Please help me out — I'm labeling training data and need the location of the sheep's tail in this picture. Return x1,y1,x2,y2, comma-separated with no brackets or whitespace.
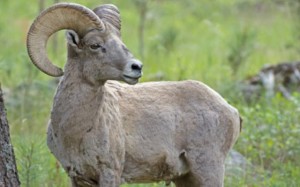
239,116,243,132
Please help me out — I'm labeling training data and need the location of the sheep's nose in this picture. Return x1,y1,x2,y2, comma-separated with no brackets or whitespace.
131,61,143,71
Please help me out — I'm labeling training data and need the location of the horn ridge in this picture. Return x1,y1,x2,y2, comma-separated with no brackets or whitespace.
93,4,121,34
27,3,105,77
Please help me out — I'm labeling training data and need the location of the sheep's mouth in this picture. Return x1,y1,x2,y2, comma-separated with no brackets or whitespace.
122,74,142,85
123,74,142,79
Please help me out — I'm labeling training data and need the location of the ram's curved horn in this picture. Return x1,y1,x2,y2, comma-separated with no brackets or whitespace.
93,4,121,36
27,3,105,77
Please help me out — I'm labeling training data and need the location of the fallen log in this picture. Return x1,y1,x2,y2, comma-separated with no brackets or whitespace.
241,61,300,101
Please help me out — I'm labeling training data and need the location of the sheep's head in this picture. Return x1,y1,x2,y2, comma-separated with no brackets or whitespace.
27,3,142,85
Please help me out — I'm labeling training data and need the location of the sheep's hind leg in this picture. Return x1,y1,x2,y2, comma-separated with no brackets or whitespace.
173,166,224,187
173,150,225,187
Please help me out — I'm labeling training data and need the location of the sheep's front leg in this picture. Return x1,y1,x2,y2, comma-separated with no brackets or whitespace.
98,165,120,187
96,118,125,187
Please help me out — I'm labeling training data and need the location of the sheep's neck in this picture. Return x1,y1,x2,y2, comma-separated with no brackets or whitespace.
50,70,120,149
52,79,98,127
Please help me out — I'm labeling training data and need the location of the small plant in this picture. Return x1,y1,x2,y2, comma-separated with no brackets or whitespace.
176,58,187,81
150,27,178,55
227,26,256,76
134,0,149,61
288,0,300,53
160,27,178,53
14,136,48,187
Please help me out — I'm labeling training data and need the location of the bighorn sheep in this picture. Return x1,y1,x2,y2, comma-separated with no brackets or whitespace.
26,3,241,187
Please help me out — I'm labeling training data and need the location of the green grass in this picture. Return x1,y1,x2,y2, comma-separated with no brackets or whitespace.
1,0,299,186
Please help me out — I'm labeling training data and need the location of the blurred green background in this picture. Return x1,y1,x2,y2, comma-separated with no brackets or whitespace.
0,0,300,186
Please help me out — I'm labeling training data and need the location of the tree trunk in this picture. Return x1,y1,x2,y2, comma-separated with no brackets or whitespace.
0,85,20,187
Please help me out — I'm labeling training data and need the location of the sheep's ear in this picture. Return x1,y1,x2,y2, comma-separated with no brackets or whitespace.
66,30,80,47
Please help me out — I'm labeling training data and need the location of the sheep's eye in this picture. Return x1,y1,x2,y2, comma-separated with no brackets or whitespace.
90,43,102,50
90,44,106,53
